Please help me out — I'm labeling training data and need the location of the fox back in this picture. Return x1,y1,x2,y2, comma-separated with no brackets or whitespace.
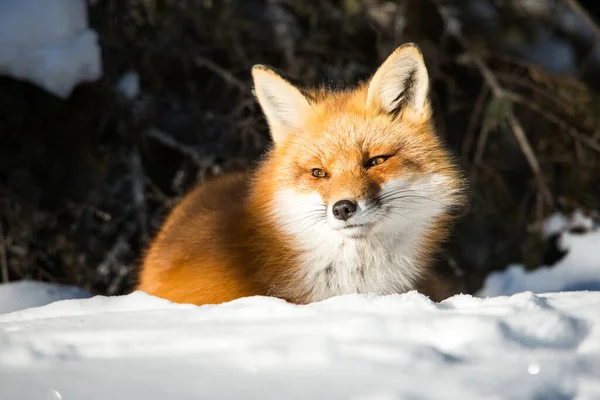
137,43,467,305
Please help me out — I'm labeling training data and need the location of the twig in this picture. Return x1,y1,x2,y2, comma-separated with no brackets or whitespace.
563,0,600,41
563,0,600,74
97,221,136,295
496,73,564,106
473,54,551,204
473,123,492,166
146,127,206,167
129,147,148,241
434,1,552,205
145,176,174,205
194,56,249,93
503,92,600,154
566,128,600,154
462,84,489,158
99,236,130,295
0,221,8,283
106,263,132,296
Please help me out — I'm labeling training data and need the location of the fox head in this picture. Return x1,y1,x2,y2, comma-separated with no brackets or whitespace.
251,44,465,245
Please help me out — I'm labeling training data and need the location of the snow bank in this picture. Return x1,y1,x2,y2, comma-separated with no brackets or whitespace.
0,0,102,98
479,211,600,297
0,290,599,399
0,280,91,315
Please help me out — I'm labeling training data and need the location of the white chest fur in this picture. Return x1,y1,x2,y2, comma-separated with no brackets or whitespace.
295,232,420,302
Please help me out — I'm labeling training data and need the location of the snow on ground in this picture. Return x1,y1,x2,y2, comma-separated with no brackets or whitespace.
478,210,600,297
0,211,599,399
0,280,91,315
0,0,102,98
1,290,600,399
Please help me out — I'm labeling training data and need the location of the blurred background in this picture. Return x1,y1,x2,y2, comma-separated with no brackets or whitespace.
1,0,600,298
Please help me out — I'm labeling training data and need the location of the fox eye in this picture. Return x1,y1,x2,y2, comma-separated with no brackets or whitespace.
366,156,389,168
311,168,327,178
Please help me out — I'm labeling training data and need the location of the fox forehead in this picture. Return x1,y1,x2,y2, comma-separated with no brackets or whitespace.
315,114,405,147
284,114,420,164
280,116,439,181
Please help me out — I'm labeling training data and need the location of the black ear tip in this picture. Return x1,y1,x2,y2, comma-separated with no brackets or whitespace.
395,42,424,57
251,64,271,77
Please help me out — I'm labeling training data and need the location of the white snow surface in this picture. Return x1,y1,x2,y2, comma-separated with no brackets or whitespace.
0,280,91,315
479,211,600,297
1,289,600,399
0,0,102,98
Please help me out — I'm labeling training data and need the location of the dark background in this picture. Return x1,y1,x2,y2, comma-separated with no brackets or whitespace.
1,0,600,297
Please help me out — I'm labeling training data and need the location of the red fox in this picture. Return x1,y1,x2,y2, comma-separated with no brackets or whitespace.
136,43,467,305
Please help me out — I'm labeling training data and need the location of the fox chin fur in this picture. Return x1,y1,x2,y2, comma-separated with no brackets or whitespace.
136,43,468,305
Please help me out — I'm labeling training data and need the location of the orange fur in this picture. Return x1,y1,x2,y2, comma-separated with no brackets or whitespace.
137,43,467,305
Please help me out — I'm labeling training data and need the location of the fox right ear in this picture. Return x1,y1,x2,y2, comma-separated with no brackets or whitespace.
366,43,431,119
251,65,313,145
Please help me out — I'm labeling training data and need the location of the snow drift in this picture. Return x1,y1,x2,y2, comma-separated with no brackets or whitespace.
479,210,600,297
1,290,600,399
0,0,102,98
0,280,91,315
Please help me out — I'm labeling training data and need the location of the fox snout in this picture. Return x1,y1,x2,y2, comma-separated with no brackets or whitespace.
326,193,377,229
332,200,357,221
325,196,378,238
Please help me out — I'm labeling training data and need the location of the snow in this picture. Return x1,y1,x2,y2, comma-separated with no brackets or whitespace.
478,211,600,297
0,0,102,98
0,289,599,399
116,71,140,100
0,210,599,399
0,280,91,315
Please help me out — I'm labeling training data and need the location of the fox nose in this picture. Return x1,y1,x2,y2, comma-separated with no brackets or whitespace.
332,200,357,221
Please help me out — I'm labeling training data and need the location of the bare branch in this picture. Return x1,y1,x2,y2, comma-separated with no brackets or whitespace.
194,56,249,93
462,84,489,158
563,0,600,42
146,127,207,168
504,92,600,154
474,123,492,166
129,147,148,240
97,221,136,296
434,0,552,205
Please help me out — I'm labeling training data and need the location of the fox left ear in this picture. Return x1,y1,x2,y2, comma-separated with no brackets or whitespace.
251,65,314,146
366,43,431,119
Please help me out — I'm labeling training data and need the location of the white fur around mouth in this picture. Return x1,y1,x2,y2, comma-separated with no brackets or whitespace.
341,223,371,229
339,226,371,239
336,223,373,238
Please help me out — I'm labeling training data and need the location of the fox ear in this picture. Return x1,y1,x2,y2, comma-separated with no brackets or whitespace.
366,43,431,119
251,65,313,145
